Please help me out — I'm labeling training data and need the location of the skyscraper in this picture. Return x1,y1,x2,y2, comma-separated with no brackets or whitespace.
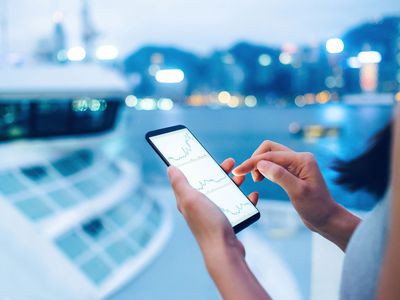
53,12,67,62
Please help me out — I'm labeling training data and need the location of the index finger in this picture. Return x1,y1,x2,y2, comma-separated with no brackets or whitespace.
233,151,299,176
251,140,293,157
250,140,294,181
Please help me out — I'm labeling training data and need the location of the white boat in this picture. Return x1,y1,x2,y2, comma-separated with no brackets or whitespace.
0,65,172,299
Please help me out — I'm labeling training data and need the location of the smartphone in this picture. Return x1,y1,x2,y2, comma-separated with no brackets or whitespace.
145,125,260,233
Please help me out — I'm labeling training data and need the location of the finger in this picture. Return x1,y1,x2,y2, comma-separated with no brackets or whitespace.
247,192,259,206
233,151,299,176
251,140,293,157
250,140,293,182
220,158,235,174
232,174,245,186
167,166,193,199
257,160,302,196
236,240,246,257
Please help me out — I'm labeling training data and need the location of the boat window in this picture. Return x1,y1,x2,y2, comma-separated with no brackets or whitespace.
98,162,121,184
33,102,70,135
0,171,27,195
105,239,138,265
82,218,116,241
129,226,152,248
48,189,78,208
52,150,94,177
56,231,90,260
80,256,112,285
147,202,163,229
21,166,53,184
74,177,103,198
0,103,30,140
106,200,137,227
14,196,53,221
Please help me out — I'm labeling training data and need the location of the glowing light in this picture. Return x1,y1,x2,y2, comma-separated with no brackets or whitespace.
227,96,240,108
325,76,336,89
324,105,345,122
294,96,306,107
316,91,331,104
73,98,106,112
72,98,89,112
304,93,315,104
360,63,378,92
155,69,185,83
125,95,138,107
288,122,301,134
244,95,257,107
395,92,400,102
188,95,204,106
56,50,68,62
281,43,298,54
218,91,231,104
138,98,157,110
157,98,174,110
151,53,164,64
148,64,160,76
305,125,324,139
258,54,272,66
89,99,101,111
96,45,119,61
67,46,86,62
347,57,361,69
326,38,344,54
357,51,382,64
279,53,292,65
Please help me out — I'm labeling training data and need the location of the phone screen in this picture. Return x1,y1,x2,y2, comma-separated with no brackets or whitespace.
147,126,259,229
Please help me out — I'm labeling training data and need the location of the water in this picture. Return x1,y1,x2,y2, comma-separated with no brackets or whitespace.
122,104,392,210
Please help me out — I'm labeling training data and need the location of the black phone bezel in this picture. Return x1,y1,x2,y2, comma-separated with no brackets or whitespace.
145,124,260,233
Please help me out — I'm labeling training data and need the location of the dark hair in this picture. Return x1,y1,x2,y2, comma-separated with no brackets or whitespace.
333,121,392,199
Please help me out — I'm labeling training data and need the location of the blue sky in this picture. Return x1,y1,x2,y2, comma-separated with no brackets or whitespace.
3,0,400,57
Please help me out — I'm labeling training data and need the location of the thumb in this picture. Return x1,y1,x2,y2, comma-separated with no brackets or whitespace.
257,160,301,196
167,166,193,198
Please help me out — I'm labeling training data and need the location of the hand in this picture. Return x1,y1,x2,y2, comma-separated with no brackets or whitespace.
233,140,344,234
167,162,238,259
168,159,271,300
167,158,258,256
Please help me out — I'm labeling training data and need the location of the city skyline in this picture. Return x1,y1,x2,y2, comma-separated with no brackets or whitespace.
2,0,400,58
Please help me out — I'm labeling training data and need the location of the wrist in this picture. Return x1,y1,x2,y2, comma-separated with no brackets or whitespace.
316,203,361,251
202,236,245,275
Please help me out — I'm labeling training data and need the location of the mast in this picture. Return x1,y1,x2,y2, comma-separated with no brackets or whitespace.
81,0,98,61
0,0,9,65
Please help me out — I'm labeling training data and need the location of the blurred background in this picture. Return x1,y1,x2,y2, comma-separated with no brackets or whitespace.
0,0,399,299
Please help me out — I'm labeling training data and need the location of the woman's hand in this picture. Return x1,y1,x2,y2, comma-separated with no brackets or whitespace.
167,159,270,300
167,158,257,257
167,164,242,257
233,140,360,251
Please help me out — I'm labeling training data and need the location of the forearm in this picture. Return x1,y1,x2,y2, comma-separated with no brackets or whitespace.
202,242,271,300
316,203,361,251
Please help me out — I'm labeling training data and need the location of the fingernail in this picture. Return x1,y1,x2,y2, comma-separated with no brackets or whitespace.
251,172,256,181
257,161,269,170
